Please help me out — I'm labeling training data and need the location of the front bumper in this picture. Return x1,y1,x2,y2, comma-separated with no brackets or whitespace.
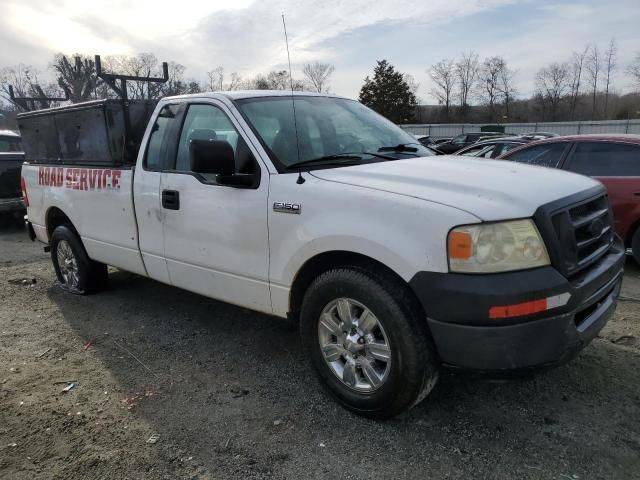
0,197,25,213
409,237,625,371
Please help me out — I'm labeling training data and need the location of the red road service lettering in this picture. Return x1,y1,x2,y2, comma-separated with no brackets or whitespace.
38,167,122,191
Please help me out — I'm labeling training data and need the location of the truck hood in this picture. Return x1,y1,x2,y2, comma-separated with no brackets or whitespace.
310,156,601,221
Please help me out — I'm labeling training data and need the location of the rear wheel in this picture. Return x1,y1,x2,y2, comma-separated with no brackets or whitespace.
632,228,640,265
300,268,439,419
51,225,108,294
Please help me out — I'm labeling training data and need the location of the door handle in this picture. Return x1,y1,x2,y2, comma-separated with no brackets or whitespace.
162,190,180,210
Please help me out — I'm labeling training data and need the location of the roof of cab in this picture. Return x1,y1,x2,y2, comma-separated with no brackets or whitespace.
0,129,20,138
164,90,352,102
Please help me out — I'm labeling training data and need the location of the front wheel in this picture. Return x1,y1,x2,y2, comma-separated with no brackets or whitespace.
300,268,439,419
51,225,108,294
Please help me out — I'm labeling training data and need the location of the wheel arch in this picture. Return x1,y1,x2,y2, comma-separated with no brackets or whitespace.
45,206,77,241
625,218,640,248
288,250,426,322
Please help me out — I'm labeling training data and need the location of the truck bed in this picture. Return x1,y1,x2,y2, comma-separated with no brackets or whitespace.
21,162,146,275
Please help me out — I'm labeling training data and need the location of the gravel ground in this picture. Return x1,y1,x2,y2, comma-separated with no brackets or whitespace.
1,216,639,480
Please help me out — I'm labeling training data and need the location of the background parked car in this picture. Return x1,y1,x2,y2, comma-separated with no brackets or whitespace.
414,134,435,147
499,134,640,262
0,130,25,219
453,137,531,158
518,132,560,140
435,132,507,154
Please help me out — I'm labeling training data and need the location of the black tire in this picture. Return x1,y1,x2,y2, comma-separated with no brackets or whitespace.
50,225,108,295
632,228,640,266
300,267,439,419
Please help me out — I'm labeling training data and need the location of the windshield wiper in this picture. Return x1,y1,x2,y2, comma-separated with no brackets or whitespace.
285,152,395,170
378,143,420,153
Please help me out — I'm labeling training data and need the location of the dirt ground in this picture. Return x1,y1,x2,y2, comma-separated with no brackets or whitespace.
1,215,639,480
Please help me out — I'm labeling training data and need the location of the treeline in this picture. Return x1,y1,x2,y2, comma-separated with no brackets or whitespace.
2,43,640,129
0,53,335,113
424,39,640,123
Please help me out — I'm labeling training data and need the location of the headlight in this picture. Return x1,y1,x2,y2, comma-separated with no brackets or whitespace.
448,219,550,273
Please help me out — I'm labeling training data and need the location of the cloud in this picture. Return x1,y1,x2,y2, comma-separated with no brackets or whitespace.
0,0,638,100
183,0,516,74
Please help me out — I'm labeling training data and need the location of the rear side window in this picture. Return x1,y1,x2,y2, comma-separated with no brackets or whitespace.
461,144,495,158
144,104,179,171
0,137,22,152
566,142,640,177
504,143,567,168
494,142,521,157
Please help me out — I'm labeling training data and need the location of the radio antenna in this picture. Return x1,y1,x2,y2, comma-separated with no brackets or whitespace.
282,14,305,184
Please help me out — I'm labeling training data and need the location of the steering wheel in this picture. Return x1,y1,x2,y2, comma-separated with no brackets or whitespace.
341,139,366,154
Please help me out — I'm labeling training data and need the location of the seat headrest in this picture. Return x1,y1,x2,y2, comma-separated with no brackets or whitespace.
189,129,217,142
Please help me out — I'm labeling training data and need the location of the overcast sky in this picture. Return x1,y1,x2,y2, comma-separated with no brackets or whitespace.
1,0,639,102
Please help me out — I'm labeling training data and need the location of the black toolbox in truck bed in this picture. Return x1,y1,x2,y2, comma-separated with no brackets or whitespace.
17,99,157,166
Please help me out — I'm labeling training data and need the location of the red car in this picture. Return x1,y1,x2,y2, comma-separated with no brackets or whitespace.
499,134,640,261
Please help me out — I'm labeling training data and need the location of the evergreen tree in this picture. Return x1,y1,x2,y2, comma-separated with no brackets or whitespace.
359,60,416,123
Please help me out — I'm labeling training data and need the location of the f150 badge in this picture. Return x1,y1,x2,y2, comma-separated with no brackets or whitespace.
273,202,301,214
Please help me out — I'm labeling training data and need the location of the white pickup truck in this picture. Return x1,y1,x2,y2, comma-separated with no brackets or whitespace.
19,91,624,418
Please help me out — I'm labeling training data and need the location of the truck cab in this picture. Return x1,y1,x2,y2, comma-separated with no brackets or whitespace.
20,92,625,418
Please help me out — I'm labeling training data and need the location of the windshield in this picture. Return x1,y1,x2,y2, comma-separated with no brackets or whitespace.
235,96,433,169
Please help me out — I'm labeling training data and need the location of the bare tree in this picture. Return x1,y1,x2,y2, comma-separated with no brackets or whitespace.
205,67,243,91
604,38,617,116
227,72,243,90
569,46,589,116
206,66,224,91
586,45,602,119
455,51,480,118
1,63,67,110
52,54,99,103
479,56,506,121
497,62,516,119
161,62,188,96
267,70,290,90
628,52,640,90
0,64,38,108
252,70,304,91
403,74,420,103
428,59,456,120
251,74,270,90
112,53,164,100
186,80,202,94
301,61,335,93
535,62,571,120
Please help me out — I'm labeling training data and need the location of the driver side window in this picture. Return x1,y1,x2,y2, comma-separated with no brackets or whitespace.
173,104,256,174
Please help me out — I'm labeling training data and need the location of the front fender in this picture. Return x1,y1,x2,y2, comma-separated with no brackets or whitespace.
267,173,479,317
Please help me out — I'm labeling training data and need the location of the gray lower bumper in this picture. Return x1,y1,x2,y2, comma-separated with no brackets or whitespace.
0,197,25,213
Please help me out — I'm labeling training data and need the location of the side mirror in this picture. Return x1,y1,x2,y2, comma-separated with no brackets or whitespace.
190,139,235,175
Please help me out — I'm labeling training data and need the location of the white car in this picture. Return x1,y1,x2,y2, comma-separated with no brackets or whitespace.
20,91,624,418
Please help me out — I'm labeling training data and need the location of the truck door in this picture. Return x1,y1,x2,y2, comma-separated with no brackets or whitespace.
133,103,181,284
159,101,271,313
